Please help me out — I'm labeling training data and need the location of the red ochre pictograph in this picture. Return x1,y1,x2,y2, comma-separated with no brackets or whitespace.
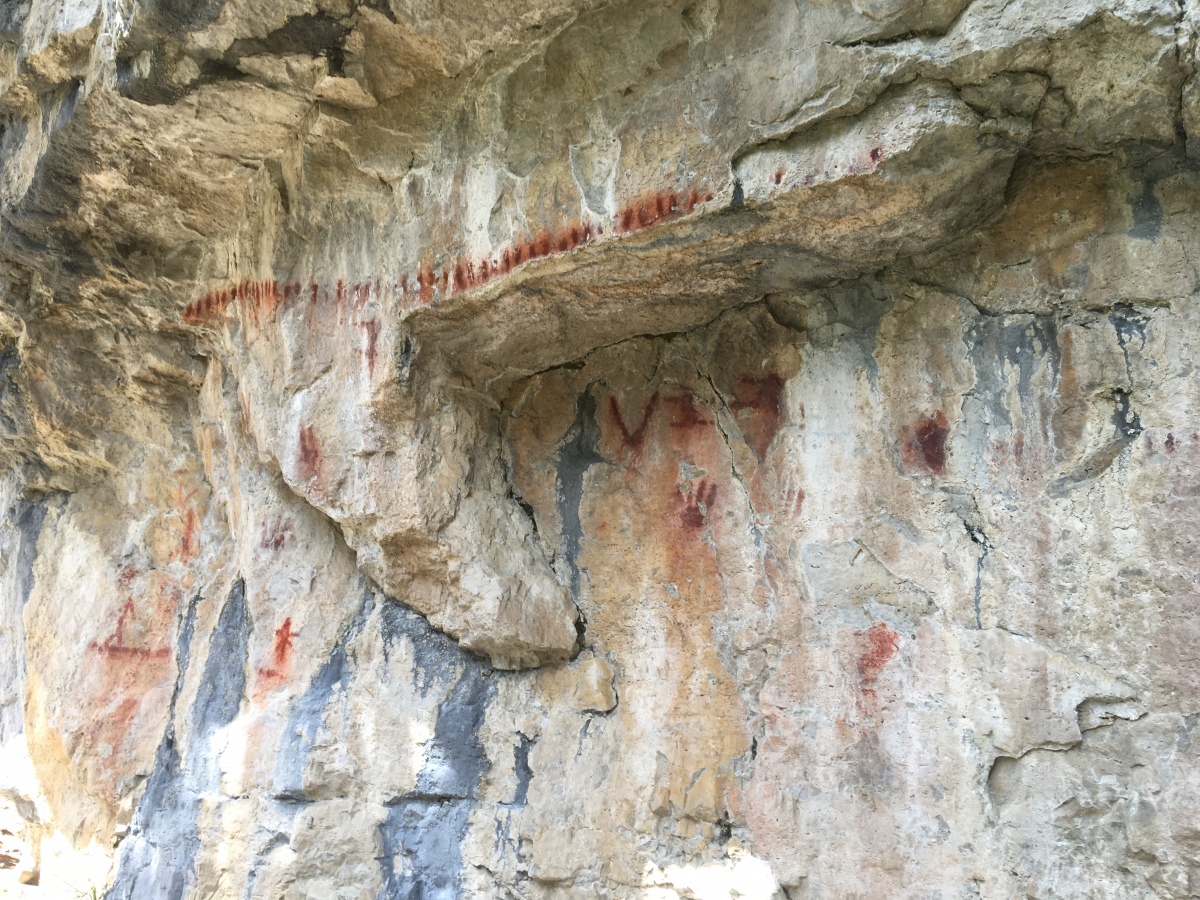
88,567,171,661
255,617,298,696
180,184,716,325
853,621,901,710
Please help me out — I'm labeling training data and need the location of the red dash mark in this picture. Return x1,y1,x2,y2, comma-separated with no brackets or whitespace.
361,319,380,378
418,267,435,305
609,392,660,455
178,508,199,562
298,424,321,481
731,374,785,461
1165,432,1178,452
904,411,949,474
174,485,201,563
238,389,252,432
854,621,900,701
773,169,784,186
678,480,718,530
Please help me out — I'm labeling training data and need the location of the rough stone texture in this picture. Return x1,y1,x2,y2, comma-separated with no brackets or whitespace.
1,0,1199,897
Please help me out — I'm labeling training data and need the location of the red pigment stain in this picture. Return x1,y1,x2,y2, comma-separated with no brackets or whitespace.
731,374,785,461
610,392,661,455
259,517,291,551
1165,432,1178,452
773,169,784,186
785,487,805,516
678,479,718,530
354,282,371,311
854,621,900,701
667,393,714,431
905,411,949,474
870,147,884,164
298,424,321,481
238,390,253,432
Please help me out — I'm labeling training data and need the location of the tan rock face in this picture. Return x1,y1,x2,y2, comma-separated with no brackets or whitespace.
1,0,1200,897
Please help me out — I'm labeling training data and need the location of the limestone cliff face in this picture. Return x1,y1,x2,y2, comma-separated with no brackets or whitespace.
1,0,1199,896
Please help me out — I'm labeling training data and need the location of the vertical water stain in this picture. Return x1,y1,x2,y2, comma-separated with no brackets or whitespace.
556,391,604,600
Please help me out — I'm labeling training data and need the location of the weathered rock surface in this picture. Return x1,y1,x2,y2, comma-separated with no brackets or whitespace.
1,0,1199,896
